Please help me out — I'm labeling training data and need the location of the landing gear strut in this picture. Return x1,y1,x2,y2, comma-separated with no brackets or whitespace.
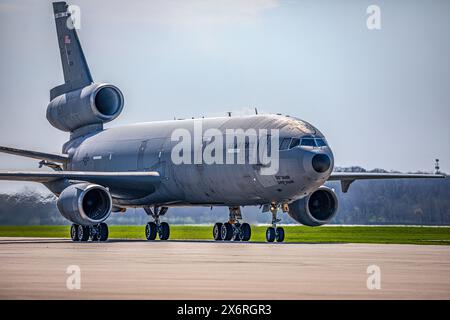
144,206,170,240
213,206,251,241
265,203,285,243
70,223,109,242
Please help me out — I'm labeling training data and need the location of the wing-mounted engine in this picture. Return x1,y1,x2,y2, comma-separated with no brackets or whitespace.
47,83,124,132
288,186,338,226
57,182,112,225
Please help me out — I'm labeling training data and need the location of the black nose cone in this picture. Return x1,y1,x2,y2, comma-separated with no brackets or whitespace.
312,154,331,173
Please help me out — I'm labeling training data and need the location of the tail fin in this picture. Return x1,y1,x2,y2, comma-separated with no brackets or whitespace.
50,1,93,100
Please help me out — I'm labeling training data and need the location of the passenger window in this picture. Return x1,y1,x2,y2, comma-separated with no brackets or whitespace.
300,138,316,147
279,138,291,150
289,138,300,149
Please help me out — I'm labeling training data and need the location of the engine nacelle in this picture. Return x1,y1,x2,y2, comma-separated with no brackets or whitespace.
57,183,112,226
47,83,124,132
288,186,338,226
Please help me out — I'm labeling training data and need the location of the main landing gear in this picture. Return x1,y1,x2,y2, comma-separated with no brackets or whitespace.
144,206,170,241
265,203,286,243
70,223,109,242
213,206,251,241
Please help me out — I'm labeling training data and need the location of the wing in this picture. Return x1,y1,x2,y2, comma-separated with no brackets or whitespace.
328,172,446,193
0,171,161,198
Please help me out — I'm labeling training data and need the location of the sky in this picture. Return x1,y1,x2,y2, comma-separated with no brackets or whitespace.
0,0,449,193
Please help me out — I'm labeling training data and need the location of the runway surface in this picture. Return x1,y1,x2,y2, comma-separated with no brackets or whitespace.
0,237,449,299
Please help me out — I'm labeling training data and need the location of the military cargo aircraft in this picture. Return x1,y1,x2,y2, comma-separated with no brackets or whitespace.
0,2,445,242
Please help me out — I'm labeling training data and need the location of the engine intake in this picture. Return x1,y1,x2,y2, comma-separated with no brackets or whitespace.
47,83,124,132
57,183,112,225
288,186,338,226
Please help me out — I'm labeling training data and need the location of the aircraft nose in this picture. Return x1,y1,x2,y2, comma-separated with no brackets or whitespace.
311,154,331,173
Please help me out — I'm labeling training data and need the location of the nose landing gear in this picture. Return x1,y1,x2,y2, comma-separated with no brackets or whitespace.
213,206,251,241
265,203,286,243
144,206,170,241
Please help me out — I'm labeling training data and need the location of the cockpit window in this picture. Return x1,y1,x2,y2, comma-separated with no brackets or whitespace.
289,138,300,149
279,138,291,150
315,138,327,147
279,137,325,149
300,138,316,147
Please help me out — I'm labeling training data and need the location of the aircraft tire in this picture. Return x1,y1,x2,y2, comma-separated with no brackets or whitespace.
145,222,157,240
213,222,223,240
70,224,79,241
99,223,109,241
275,227,285,242
159,222,170,240
240,223,251,241
221,222,233,241
266,227,276,242
78,225,90,242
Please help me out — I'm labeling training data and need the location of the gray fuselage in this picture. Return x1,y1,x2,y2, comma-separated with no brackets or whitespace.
64,114,334,207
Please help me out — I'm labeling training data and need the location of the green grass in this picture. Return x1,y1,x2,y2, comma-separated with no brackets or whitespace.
0,225,449,245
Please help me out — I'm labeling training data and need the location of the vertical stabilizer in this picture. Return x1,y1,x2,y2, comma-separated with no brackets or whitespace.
50,1,93,100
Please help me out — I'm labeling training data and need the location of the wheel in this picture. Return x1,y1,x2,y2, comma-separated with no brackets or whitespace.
213,222,223,240
221,222,233,241
98,223,109,241
70,224,79,241
145,222,157,240
91,226,100,241
275,227,285,242
266,227,276,242
78,225,90,242
91,224,101,241
158,222,170,240
240,223,251,241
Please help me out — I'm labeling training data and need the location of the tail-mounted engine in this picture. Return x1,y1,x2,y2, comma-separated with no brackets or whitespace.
46,83,124,132
288,186,338,226
57,183,112,226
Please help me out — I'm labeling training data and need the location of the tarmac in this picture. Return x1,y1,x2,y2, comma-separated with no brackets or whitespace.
0,237,449,299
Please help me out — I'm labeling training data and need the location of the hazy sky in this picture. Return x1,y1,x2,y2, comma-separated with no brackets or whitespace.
0,0,449,193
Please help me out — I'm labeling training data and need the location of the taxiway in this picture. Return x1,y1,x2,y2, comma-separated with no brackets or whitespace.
0,238,449,299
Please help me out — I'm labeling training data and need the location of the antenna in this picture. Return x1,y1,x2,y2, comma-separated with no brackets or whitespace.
227,112,232,117
255,107,258,115
435,159,440,174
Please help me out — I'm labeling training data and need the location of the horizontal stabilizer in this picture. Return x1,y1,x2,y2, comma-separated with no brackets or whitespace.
0,146,68,163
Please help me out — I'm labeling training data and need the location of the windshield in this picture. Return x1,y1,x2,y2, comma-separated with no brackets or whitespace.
299,137,328,148
300,138,316,147
315,138,327,147
279,137,327,149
